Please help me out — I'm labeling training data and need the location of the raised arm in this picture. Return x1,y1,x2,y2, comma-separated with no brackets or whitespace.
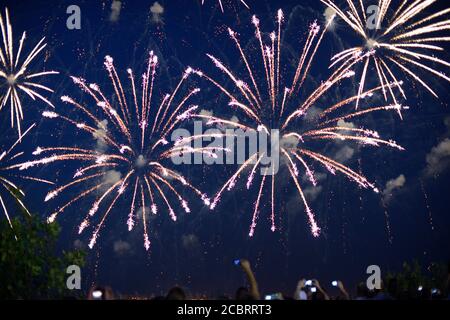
240,259,261,300
337,281,350,300
312,279,330,300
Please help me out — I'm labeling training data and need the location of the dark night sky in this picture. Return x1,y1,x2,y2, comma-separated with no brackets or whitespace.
1,0,449,298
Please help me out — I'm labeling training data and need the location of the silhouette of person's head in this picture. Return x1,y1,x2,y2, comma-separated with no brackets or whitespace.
166,286,186,300
387,278,398,297
235,287,253,300
356,282,369,298
310,290,326,300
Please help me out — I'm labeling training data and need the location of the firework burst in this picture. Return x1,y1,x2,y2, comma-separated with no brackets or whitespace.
201,0,250,13
322,0,450,112
0,8,58,138
17,52,211,250
192,9,405,237
1,124,53,234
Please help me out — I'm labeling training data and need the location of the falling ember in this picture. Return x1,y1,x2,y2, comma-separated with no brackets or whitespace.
0,124,54,234
322,0,450,111
381,201,394,244
194,9,404,237
420,179,435,232
17,52,210,250
0,8,59,138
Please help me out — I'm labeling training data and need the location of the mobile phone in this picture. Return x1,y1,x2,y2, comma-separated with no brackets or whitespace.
305,280,312,286
233,259,240,266
310,287,317,293
417,286,423,291
265,293,283,300
332,281,338,287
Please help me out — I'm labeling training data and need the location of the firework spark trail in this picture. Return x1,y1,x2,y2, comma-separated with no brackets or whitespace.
381,199,394,244
420,178,435,231
209,154,259,210
194,9,403,237
201,0,249,13
322,0,450,107
288,165,320,237
0,8,58,138
0,124,54,234
320,104,409,126
282,50,375,129
162,145,231,160
318,83,402,117
270,166,275,232
18,52,211,250
174,133,237,147
248,169,267,237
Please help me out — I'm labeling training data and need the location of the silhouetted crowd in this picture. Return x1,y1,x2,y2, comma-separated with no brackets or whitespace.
87,259,450,300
